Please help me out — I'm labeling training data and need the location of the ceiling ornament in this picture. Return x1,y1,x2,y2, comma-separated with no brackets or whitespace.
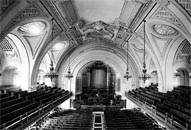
153,24,178,36
79,20,117,40
152,6,188,35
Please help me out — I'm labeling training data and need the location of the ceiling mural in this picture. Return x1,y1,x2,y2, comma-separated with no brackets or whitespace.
40,0,154,46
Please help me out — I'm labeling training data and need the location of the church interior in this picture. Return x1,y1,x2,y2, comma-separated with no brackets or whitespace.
0,0,191,130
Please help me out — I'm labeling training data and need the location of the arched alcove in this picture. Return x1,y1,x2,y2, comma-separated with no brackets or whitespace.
174,68,189,86
75,61,116,93
2,67,20,87
58,43,138,98
150,70,158,84
6,34,30,90
172,39,191,87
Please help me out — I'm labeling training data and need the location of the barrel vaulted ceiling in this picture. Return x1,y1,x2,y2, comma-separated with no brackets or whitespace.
0,0,191,89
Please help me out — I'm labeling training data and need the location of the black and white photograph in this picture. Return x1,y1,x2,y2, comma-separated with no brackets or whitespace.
0,0,191,130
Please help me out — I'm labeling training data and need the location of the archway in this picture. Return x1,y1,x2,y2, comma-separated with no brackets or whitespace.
150,71,158,84
175,68,189,86
75,61,116,93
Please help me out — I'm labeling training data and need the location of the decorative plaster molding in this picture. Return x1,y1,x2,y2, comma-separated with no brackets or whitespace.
0,0,16,15
10,2,46,28
151,5,186,30
175,0,191,16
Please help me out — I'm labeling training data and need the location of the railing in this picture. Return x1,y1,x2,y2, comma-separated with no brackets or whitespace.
1,92,71,130
125,92,189,130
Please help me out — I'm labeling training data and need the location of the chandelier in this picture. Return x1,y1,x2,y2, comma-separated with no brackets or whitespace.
124,40,132,80
44,19,59,82
64,38,73,108
139,20,151,83
65,39,73,79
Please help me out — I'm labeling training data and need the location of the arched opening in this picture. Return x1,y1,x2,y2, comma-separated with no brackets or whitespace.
1,67,21,89
73,60,125,110
59,43,140,98
150,71,158,84
75,61,116,93
0,35,28,90
6,34,30,90
174,68,189,86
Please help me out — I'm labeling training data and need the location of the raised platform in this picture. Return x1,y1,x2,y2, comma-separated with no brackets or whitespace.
80,105,124,111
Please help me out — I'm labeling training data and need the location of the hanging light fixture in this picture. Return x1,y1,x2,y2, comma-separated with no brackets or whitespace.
139,20,151,83
64,38,73,109
65,39,73,79
124,40,132,80
44,18,59,82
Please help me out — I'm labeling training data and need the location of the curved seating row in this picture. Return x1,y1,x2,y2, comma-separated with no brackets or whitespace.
40,110,93,130
126,85,191,130
0,87,71,129
105,109,163,130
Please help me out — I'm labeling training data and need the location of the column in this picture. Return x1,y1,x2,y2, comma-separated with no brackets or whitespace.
82,73,87,88
106,67,111,89
116,77,121,92
111,74,116,90
76,77,82,93
189,73,191,86
86,68,91,88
